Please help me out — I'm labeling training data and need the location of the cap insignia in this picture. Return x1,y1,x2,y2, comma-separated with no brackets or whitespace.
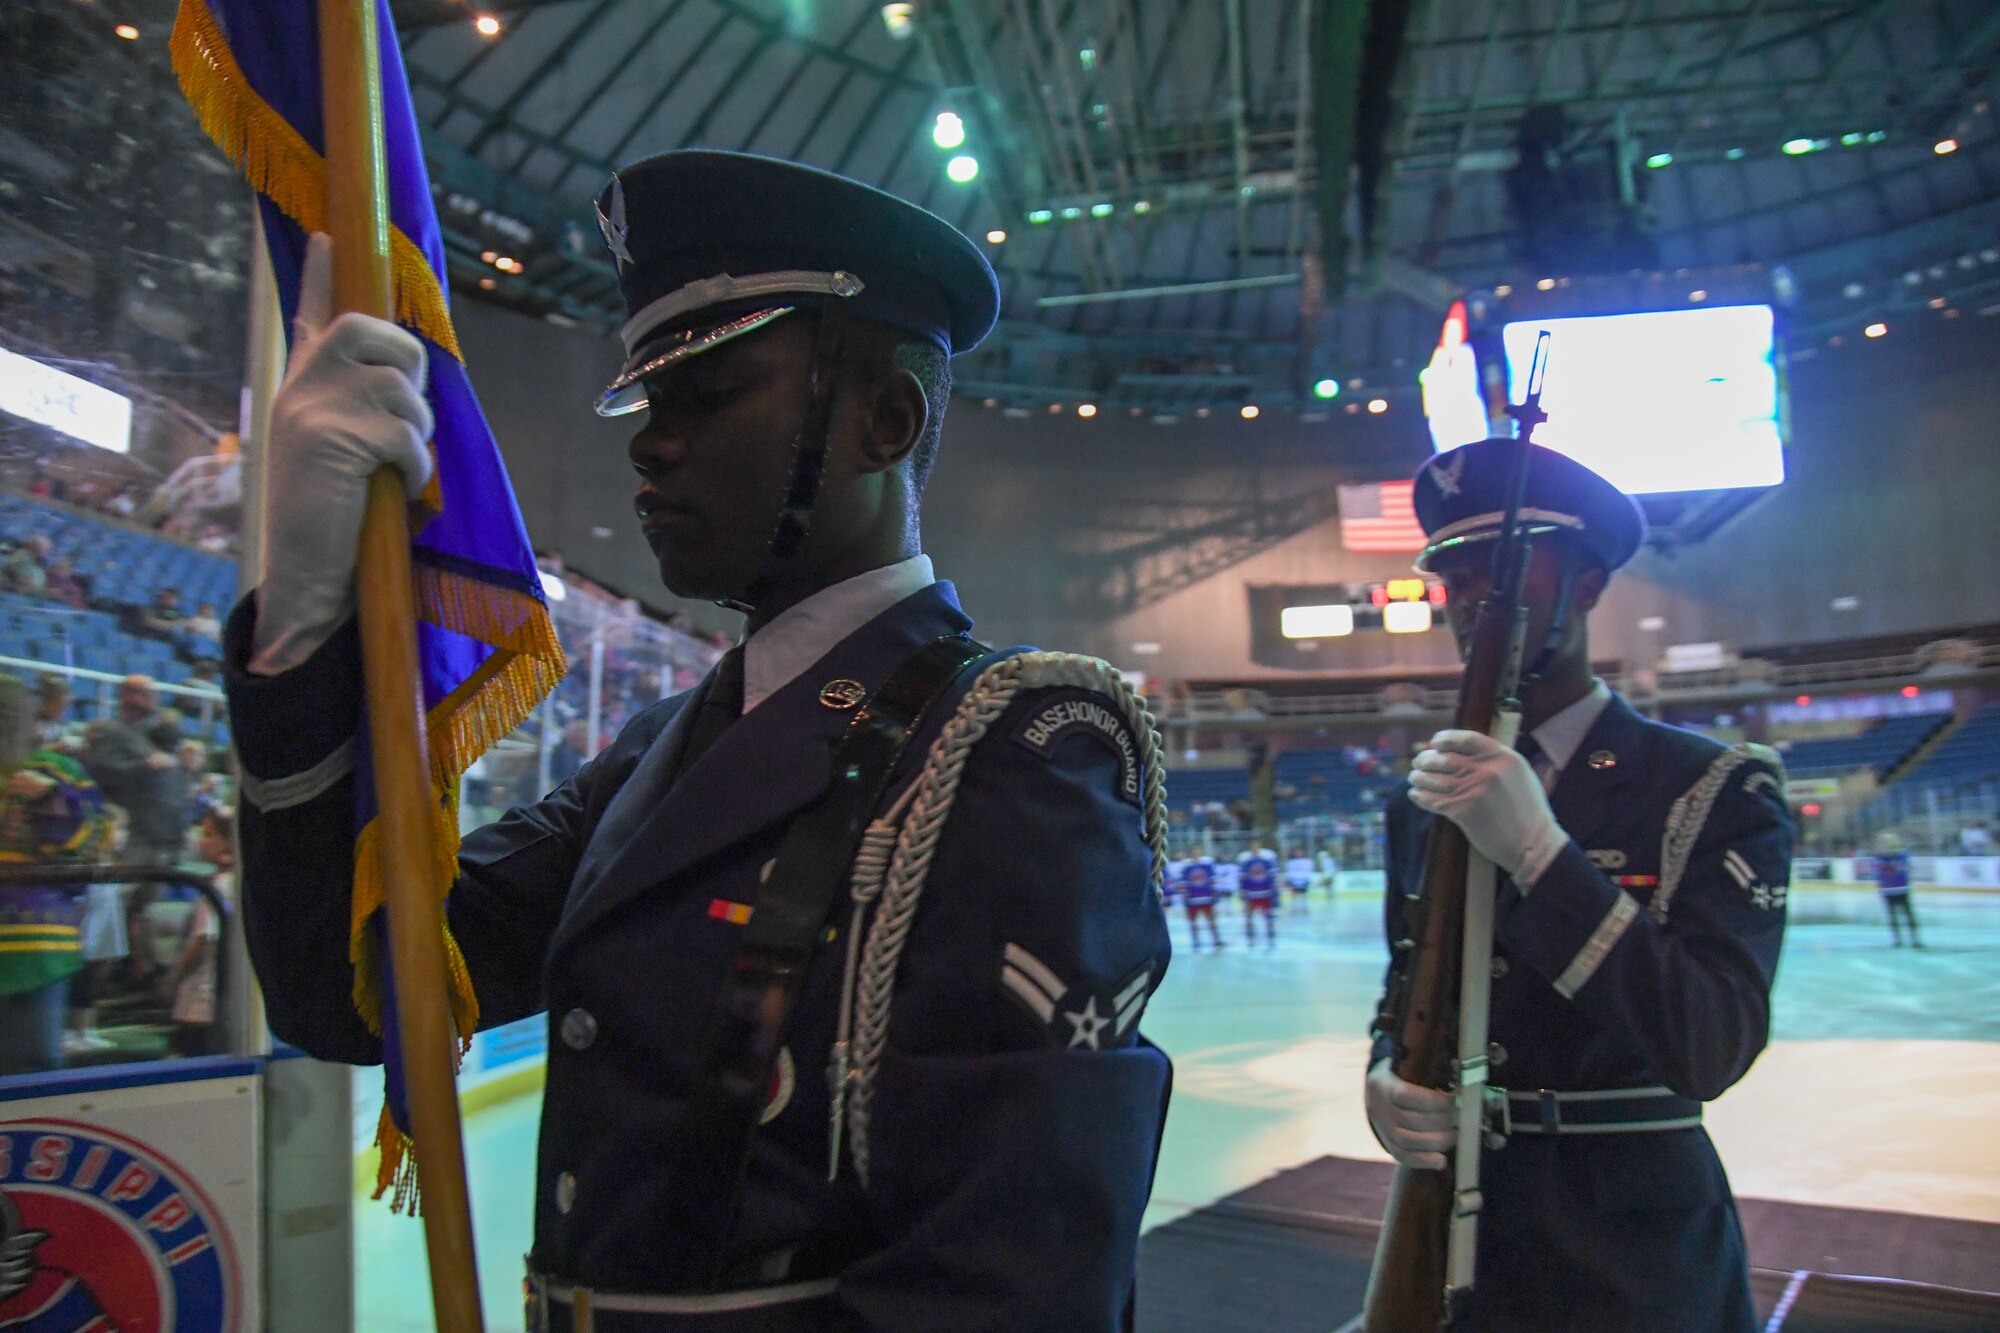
819,679,866,710
1428,451,1467,499
596,174,633,269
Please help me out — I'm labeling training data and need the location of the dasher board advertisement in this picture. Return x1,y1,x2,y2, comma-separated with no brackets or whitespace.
0,1061,261,1332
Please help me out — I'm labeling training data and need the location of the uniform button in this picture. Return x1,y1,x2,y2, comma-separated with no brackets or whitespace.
555,1171,577,1215
1491,956,1509,980
560,1007,597,1051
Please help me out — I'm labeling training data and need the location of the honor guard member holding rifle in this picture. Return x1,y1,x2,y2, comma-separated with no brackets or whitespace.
226,151,1173,1331
1364,441,1792,1331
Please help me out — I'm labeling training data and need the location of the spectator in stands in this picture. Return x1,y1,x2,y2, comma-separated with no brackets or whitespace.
1874,832,1920,947
2,535,49,596
103,485,138,520
82,676,186,986
40,555,87,610
185,601,222,639
33,677,75,752
140,588,185,637
162,807,232,1058
0,675,112,1074
1961,822,1994,856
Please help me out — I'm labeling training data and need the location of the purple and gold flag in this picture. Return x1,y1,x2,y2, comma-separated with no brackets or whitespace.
171,0,566,1207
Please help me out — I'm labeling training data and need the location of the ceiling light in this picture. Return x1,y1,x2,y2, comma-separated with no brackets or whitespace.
932,112,965,150
1536,277,1556,290
539,571,567,602
114,23,139,39
1078,47,1097,69
1027,209,1053,224
1132,200,1151,214
478,276,496,290
1841,132,1864,146
946,155,979,183
1689,289,1707,301
1645,152,1673,168
1934,138,1958,154
881,4,916,40
1930,296,1947,308
1493,283,1512,296
1077,403,1097,418
1725,147,1746,159
1367,398,1389,414
1195,407,1211,418
1864,322,1887,338
1781,137,1817,155
480,250,497,264
1090,202,1114,217
1060,206,1082,220
1239,404,1259,420
986,229,1006,244
1312,378,1339,399
474,13,501,36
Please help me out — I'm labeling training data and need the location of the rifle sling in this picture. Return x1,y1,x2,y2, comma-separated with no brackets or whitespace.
665,632,989,1289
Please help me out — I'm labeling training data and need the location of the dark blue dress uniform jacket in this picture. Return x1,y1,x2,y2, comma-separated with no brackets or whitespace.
225,582,1173,1330
1373,694,1791,1333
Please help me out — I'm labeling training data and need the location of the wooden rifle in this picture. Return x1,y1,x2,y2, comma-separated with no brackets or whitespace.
1360,332,1552,1330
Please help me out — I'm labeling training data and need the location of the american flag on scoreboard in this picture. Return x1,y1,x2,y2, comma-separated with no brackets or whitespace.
1338,480,1427,552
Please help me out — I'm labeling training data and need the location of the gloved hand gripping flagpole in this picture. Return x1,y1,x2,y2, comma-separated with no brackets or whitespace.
317,2,483,1329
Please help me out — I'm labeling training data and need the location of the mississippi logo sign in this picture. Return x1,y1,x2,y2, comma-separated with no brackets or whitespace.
0,1119,239,1332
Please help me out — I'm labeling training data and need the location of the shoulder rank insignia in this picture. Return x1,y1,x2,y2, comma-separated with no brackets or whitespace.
1724,849,1787,911
1011,691,1142,806
999,944,1153,1050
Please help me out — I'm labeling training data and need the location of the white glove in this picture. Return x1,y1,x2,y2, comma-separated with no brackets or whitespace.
1365,1059,1453,1171
249,232,435,676
1407,729,1568,888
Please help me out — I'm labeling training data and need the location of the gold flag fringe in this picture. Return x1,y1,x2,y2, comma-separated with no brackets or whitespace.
172,0,572,1214
169,0,464,365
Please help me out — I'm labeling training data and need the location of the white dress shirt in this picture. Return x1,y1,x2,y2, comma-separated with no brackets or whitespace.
1524,677,1613,790
738,554,936,715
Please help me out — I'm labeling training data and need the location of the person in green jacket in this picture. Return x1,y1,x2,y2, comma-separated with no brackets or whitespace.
0,675,113,1074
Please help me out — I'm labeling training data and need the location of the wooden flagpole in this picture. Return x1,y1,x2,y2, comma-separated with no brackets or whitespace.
316,1,484,1329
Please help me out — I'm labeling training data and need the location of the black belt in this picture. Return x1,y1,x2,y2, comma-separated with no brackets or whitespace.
1500,1085,1703,1135
658,634,991,1290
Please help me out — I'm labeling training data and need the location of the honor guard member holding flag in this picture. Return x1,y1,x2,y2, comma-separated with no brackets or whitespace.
227,151,1173,1330
1363,441,1792,1331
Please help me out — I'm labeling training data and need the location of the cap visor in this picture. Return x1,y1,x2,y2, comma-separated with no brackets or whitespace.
595,306,796,416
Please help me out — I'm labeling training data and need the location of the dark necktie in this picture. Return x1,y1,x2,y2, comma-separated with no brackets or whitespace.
673,646,744,783
1517,734,1555,793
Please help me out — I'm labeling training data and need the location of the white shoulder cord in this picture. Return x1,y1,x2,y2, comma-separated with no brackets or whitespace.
824,652,1168,1186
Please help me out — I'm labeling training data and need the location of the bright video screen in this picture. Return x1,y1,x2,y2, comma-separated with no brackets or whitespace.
1495,305,1785,495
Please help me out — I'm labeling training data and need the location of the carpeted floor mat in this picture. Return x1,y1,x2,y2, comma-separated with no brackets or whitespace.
1135,1156,2000,1331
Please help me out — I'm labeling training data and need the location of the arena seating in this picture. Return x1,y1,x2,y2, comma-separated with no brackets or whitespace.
0,495,233,742
1164,767,1251,814
1896,704,2000,788
1779,711,1952,778
1273,748,1398,818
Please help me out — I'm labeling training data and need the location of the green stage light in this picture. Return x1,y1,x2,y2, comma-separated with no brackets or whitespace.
1313,378,1339,400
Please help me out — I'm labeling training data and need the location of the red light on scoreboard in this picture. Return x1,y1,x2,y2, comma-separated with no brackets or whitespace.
1801,803,1822,816
1795,695,1812,706
1900,685,1920,698
1369,586,1390,607
1427,583,1448,606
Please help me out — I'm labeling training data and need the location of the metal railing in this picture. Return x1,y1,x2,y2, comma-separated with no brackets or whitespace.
1153,642,2000,726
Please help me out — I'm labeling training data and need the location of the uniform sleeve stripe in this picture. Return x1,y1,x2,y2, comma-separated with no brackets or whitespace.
1115,993,1147,1038
1002,942,1067,1004
1553,892,1641,1000
1723,849,1754,888
1000,965,1056,1023
238,738,358,812
1115,967,1152,1011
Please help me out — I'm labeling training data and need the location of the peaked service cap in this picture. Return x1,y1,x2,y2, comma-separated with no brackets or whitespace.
592,150,1001,416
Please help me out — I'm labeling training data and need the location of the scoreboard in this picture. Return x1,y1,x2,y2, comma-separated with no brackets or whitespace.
1272,578,1448,639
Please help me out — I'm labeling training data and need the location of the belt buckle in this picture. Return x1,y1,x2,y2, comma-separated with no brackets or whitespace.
1538,1089,1560,1133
